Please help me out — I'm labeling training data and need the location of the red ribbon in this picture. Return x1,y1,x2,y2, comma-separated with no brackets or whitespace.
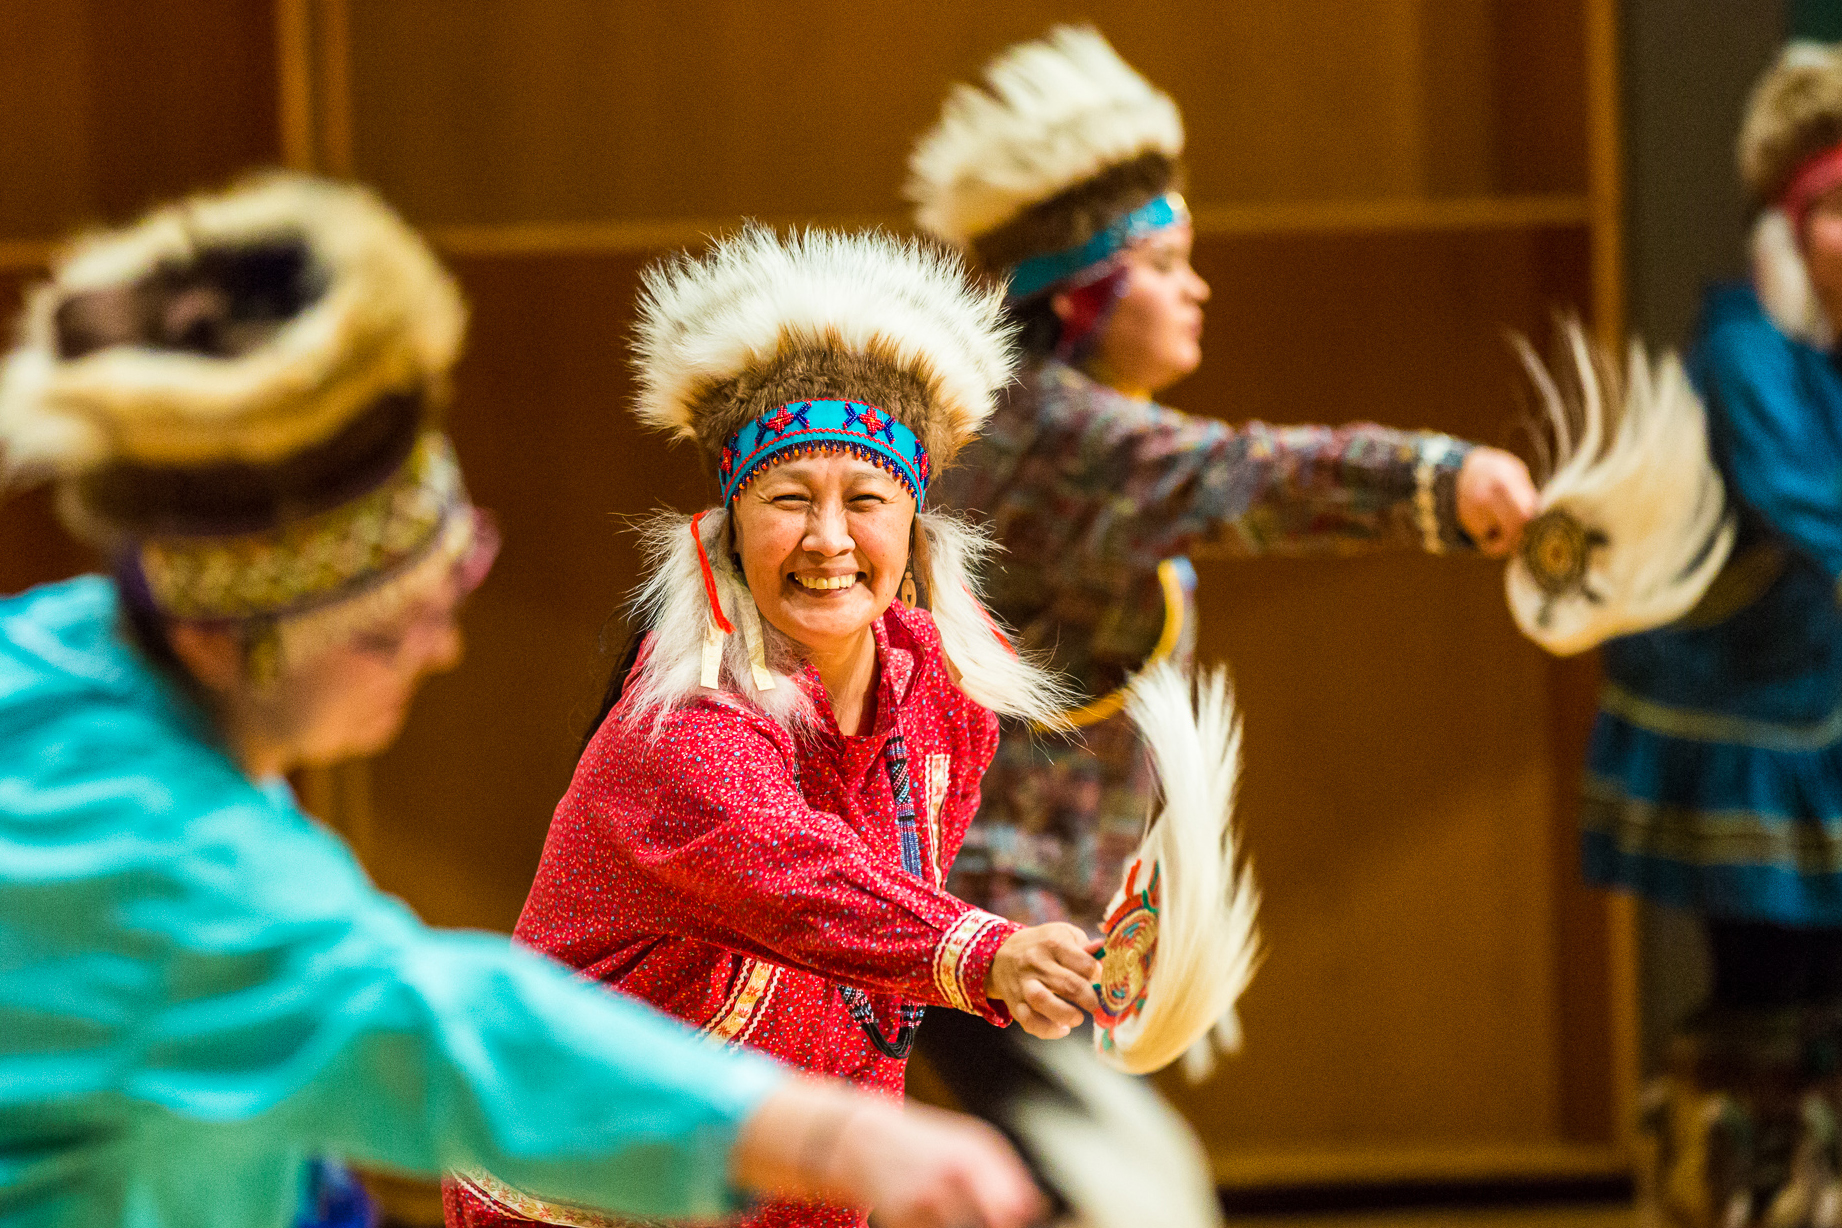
965,582,1016,655
690,511,735,634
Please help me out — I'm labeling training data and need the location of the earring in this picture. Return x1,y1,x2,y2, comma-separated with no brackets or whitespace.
899,565,918,608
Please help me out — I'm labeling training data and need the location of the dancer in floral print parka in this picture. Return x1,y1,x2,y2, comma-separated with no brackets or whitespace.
900,24,1542,1226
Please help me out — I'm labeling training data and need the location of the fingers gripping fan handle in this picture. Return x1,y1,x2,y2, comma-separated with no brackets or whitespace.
1505,324,1736,656
1094,662,1261,1077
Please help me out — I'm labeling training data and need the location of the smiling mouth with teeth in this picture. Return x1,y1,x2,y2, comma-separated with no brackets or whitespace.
794,574,859,591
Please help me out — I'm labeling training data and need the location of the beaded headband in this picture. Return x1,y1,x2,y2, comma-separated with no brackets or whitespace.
718,399,930,507
1781,138,1842,234
126,431,473,622
1007,191,1189,302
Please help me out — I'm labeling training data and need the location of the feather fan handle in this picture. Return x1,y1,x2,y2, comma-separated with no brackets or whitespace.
1092,661,1260,1077
1005,1034,1224,1228
1505,322,1737,656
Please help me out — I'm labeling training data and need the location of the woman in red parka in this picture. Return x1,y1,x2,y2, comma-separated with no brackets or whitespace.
447,227,1101,1228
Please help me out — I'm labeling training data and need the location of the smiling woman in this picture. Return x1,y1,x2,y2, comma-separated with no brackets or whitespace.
733,454,914,734
444,227,1095,1228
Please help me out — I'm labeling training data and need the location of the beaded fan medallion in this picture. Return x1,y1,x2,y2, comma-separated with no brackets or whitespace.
1094,858,1161,1051
1517,506,1606,628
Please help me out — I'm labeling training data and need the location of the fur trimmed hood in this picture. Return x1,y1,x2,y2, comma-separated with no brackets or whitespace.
0,172,464,479
907,26,1185,258
1751,207,1836,346
630,226,1014,471
620,508,1070,737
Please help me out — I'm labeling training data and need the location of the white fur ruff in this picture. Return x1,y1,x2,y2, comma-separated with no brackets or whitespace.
1505,325,1737,656
1095,662,1260,1079
0,172,464,477
631,226,1013,457
907,26,1185,247
920,511,1073,729
1751,208,1836,347
620,509,1068,737
1006,1034,1224,1228
623,508,816,737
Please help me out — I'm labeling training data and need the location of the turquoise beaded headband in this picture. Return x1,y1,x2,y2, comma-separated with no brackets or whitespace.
1006,192,1189,302
718,400,929,507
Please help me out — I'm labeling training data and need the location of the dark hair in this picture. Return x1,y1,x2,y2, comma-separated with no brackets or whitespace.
1009,297,1063,358
579,616,648,755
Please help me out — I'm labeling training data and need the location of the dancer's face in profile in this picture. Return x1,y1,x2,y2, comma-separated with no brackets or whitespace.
1805,189,1842,324
170,572,467,774
732,453,915,663
1064,223,1210,397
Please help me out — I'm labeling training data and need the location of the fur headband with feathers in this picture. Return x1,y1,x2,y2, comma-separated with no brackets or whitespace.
0,172,464,479
631,226,1014,471
1751,206,1836,346
1739,41,1842,209
907,26,1185,252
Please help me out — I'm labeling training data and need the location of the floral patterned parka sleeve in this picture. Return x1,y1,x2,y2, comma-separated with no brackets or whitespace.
931,358,1476,931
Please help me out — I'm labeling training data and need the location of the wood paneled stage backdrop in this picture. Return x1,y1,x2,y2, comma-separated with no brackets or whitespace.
0,0,1631,1199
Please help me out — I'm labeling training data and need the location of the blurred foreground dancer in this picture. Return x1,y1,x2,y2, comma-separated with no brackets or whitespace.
0,177,1045,1228
445,227,1091,1228
901,25,1540,1224
1575,44,1842,1228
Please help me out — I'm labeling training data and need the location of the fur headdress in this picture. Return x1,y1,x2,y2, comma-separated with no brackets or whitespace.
1739,43,1842,345
633,226,1012,469
0,172,465,476
907,26,1187,277
1505,324,1735,656
623,226,1069,731
1739,42,1842,211
0,173,488,666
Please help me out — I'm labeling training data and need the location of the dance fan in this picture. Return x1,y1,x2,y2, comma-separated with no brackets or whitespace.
967,663,1252,1228
1086,662,1260,1080
1505,322,1737,656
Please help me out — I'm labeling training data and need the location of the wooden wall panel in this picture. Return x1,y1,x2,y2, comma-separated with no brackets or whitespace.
1165,227,1594,1150
0,4,280,602
362,252,708,929
0,0,277,240
343,0,1587,228
0,8,96,239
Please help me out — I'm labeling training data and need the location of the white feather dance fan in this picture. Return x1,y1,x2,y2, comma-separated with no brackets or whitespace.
623,226,1070,731
1505,324,1737,656
907,26,1184,250
1006,1035,1224,1228
1091,661,1260,1080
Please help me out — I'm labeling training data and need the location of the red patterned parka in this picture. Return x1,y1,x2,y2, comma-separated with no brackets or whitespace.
446,602,1019,1228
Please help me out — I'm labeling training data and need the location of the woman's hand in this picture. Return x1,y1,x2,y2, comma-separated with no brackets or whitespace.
732,1079,1046,1228
1456,446,1539,558
985,923,1101,1039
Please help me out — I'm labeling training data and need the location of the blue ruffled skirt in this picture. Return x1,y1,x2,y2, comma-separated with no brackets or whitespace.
1585,551,1842,926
